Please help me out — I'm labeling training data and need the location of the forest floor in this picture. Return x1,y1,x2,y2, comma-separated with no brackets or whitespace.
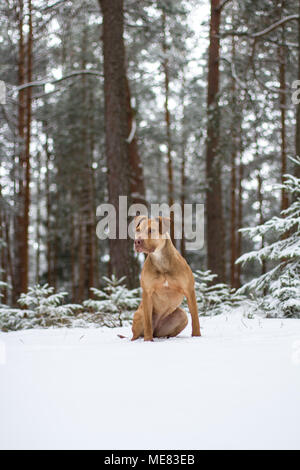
0,309,300,450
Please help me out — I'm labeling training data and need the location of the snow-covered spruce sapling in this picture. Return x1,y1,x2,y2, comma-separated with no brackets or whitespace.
236,158,300,318
18,284,82,327
183,270,244,316
83,275,141,327
0,284,82,331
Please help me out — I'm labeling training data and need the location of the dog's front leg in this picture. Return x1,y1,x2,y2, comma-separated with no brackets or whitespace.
186,288,201,337
142,290,154,341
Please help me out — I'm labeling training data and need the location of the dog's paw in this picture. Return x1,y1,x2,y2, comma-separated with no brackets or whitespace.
192,331,201,337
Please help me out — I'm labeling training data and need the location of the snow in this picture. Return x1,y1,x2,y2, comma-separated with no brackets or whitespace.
1,309,300,450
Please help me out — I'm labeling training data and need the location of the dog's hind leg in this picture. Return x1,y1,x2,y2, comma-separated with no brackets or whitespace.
154,308,188,338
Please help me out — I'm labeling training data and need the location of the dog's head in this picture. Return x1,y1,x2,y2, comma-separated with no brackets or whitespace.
134,216,171,254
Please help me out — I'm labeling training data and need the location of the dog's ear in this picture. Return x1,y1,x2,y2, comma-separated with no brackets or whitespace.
134,215,147,230
156,216,171,235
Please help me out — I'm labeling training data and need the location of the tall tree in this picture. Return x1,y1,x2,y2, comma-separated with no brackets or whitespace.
180,74,187,258
125,76,146,207
278,0,288,211
230,22,238,288
161,7,174,211
24,0,32,288
236,151,244,288
257,171,266,277
206,0,225,282
15,0,32,298
99,0,137,288
296,0,300,179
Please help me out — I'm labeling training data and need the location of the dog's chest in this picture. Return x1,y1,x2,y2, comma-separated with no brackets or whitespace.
152,276,184,314
155,273,181,294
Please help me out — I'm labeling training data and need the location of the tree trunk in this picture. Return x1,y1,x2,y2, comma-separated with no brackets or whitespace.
99,0,137,288
279,1,288,210
35,151,41,284
88,87,99,288
125,76,146,206
180,76,187,258
15,0,32,297
0,187,7,304
71,213,77,303
279,51,288,210
78,34,96,301
230,32,238,288
52,216,58,290
5,213,14,304
161,9,174,211
23,0,33,291
44,123,53,286
206,0,225,283
1,221,8,305
230,145,237,288
78,164,95,300
257,172,266,277
15,0,26,299
296,0,300,178
78,211,85,302
161,8,175,243
236,150,243,288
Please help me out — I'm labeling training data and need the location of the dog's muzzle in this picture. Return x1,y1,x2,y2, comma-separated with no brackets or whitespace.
134,238,144,252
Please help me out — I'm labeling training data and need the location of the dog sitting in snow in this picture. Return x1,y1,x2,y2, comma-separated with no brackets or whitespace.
131,216,201,341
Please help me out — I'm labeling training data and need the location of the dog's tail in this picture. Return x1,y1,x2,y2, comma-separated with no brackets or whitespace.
117,334,127,339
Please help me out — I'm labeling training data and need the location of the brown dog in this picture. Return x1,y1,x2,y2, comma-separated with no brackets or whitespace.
131,216,201,341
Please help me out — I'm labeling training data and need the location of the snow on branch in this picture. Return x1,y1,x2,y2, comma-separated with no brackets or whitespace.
216,0,234,12
222,15,299,40
252,15,299,39
39,0,69,12
12,70,103,92
126,118,137,144
235,159,300,318
220,57,248,89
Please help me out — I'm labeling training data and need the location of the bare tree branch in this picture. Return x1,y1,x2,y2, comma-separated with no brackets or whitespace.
263,38,299,49
221,15,299,40
252,15,299,38
217,0,234,12
249,37,288,95
11,70,103,92
39,0,68,12
220,57,248,90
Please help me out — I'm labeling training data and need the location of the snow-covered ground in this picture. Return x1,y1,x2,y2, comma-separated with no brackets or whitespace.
1,310,300,450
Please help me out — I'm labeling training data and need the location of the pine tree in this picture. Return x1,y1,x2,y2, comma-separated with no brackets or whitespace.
99,0,138,288
83,275,141,327
206,0,225,283
237,159,300,318
191,269,244,316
